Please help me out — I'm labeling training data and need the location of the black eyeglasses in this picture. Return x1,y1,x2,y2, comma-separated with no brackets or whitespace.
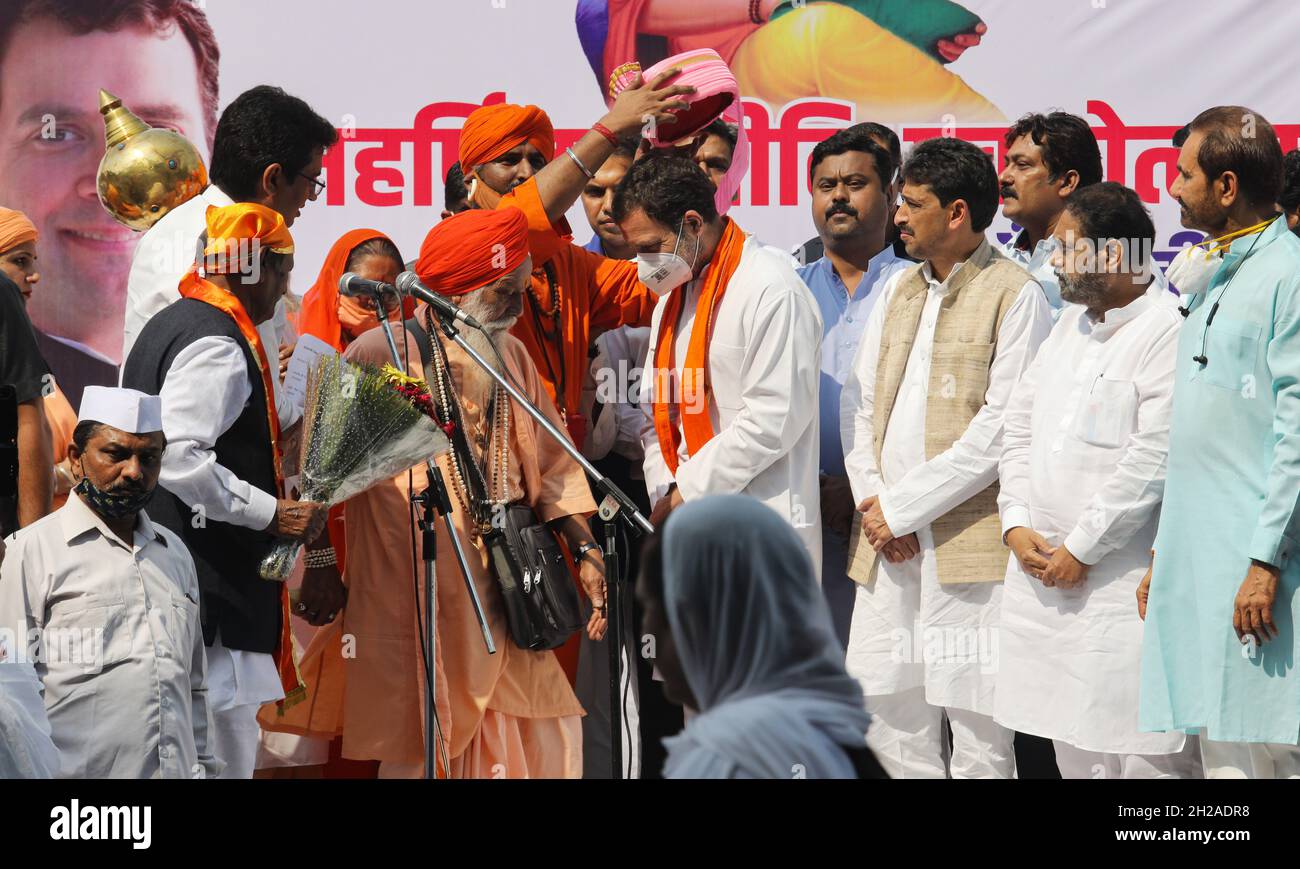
298,172,326,196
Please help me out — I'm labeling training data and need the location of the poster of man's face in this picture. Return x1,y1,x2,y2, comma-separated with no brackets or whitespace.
0,4,213,366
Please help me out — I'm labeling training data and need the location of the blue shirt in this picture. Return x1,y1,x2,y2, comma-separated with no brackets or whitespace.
798,247,912,477
1001,232,1063,315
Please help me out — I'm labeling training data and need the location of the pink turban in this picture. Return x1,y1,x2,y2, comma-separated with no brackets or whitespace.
611,48,750,215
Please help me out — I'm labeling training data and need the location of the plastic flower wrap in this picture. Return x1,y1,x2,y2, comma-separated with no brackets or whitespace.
259,356,448,580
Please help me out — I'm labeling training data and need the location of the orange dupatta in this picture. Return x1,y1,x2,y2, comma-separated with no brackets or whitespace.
178,268,306,709
297,228,413,353
651,217,746,475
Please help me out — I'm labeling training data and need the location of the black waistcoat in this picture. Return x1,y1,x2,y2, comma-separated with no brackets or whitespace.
123,298,281,653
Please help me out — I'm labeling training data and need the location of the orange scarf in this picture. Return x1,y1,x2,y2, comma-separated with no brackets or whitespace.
178,268,305,709
652,218,746,475
297,228,413,352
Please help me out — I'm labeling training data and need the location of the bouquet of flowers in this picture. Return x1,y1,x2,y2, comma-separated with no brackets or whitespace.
259,355,449,581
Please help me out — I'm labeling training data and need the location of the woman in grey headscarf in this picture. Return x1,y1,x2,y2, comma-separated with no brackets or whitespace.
639,495,883,779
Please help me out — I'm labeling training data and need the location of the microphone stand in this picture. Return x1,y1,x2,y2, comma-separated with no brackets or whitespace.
429,311,652,780
371,300,497,782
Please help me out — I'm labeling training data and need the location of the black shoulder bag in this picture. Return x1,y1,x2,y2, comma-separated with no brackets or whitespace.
405,315,584,651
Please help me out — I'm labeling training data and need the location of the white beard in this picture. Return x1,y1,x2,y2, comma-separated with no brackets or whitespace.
454,317,508,411
457,286,518,334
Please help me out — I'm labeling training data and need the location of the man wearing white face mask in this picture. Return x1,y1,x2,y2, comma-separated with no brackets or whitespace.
614,152,824,577
1139,107,1300,779
1164,239,1224,302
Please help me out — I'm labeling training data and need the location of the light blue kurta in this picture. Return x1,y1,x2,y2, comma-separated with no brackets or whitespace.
1141,216,1300,744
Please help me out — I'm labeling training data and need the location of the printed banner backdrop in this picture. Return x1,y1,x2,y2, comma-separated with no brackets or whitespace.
5,0,1300,379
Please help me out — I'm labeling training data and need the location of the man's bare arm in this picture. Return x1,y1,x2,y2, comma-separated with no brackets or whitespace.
529,70,695,223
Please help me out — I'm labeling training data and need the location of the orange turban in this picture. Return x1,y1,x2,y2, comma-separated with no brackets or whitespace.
202,203,294,273
415,207,530,297
458,103,555,171
297,229,414,351
0,207,38,254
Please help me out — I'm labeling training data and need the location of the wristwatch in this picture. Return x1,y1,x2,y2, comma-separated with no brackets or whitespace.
574,541,604,564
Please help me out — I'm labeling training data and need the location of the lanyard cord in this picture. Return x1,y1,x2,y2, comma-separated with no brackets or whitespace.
1193,217,1275,366
1199,217,1275,257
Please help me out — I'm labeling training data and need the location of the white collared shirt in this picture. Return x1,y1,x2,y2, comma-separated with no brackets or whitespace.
0,496,221,778
998,286,1183,558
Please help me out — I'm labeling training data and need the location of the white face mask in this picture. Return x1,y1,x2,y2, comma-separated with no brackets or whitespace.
636,221,699,293
1165,243,1223,299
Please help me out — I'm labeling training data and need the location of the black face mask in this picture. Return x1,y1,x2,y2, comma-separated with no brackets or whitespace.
74,476,154,519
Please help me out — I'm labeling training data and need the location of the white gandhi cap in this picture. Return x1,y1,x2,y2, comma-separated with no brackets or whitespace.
78,386,163,434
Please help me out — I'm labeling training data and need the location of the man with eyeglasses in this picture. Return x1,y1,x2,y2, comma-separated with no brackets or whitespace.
121,85,337,420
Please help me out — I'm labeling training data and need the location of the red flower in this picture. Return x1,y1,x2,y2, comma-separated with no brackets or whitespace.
389,378,437,420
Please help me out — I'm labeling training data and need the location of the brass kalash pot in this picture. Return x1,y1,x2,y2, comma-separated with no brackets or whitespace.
96,89,207,231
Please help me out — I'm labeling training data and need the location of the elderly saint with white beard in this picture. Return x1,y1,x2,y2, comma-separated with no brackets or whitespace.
265,208,607,778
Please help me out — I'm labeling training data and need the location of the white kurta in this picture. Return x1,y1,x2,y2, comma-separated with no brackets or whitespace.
995,288,1187,755
156,334,287,713
122,185,297,426
0,496,221,778
840,258,1053,713
641,235,824,577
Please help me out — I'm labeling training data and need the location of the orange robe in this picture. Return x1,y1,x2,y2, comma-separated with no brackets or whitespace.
295,228,415,576
261,315,592,777
501,178,656,426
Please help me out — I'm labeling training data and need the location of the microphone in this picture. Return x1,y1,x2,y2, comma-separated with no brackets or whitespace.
1193,354,1208,366
339,272,398,299
396,271,482,330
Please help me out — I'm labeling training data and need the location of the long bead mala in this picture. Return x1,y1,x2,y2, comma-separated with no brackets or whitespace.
428,333,510,533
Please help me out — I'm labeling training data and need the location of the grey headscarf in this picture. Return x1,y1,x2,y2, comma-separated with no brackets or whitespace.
660,495,871,778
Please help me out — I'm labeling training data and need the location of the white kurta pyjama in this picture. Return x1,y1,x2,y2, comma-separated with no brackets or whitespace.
841,259,1053,714
994,287,1188,756
641,234,824,579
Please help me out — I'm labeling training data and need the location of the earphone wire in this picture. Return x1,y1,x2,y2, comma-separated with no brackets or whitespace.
1194,216,1275,366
